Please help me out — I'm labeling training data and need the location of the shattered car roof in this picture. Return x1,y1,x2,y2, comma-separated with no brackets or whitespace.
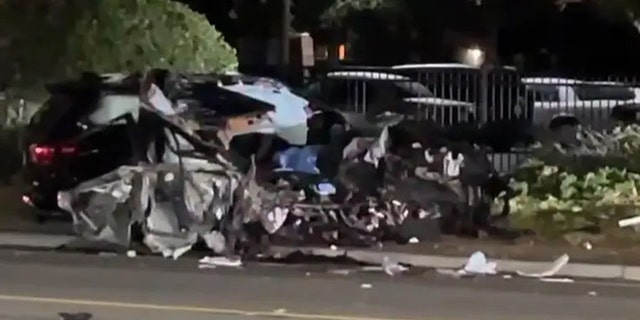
44,71,278,130
179,81,275,118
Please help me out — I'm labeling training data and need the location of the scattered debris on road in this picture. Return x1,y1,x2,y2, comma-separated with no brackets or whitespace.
461,251,497,275
382,256,410,276
540,278,574,283
618,216,640,228
435,251,572,281
516,254,570,278
199,256,243,268
328,269,351,276
52,71,524,263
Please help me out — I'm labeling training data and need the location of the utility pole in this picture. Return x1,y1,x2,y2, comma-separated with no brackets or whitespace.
280,0,292,80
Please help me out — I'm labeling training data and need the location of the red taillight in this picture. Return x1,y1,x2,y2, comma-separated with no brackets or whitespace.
28,143,77,165
29,144,55,165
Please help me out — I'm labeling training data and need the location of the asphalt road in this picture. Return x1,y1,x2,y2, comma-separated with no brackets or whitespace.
0,250,639,320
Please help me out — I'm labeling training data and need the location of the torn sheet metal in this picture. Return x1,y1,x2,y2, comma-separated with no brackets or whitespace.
222,81,309,145
57,76,285,259
56,74,515,258
58,161,242,256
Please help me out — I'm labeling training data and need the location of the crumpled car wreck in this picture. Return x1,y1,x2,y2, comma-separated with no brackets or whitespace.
56,70,521,260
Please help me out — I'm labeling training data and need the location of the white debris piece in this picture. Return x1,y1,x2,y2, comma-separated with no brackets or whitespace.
461,251,497,275
172,245,192,260
540,278,574,283
146,83,177,116
408,237,419,244
328,269,351,276
436,251,498,278
202,231,226,254
382,256,409,276
361,266,384,272
330,245,338,251
126,250,137,258
261,207,288,234
161,249,172,258
516,254,569,278
360,283,372,289
199,256,243,268
618,216,640,228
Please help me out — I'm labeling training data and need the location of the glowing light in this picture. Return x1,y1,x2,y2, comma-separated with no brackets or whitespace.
462,46,485,67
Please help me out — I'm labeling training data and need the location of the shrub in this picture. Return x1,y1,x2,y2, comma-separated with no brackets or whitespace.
0,0,238,101
504,125,640,240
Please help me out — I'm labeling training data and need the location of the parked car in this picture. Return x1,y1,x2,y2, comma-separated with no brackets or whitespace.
301,70,475,127
21,71,279,222
391,63,530,124
391,63,534,150
522,77,640,132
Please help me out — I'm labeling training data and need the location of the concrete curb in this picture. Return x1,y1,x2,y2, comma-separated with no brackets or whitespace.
270,245,640,281
2,232,638,281
0,232,75,249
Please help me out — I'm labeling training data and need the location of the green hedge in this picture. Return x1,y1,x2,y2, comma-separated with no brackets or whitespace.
503,125,640,241
0,0,238,100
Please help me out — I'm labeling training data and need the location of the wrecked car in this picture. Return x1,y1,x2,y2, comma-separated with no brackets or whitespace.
38,71,280,258
50,70,520,261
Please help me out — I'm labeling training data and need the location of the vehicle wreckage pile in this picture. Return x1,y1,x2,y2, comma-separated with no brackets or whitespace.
56,71,521,260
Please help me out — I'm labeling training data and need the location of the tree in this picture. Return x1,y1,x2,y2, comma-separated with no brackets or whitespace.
0,0,238,100
588,0,640,24
319,0,390,26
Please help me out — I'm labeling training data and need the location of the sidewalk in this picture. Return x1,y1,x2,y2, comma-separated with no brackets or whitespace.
1,230,640,280
3,187,640,282
270,237,640,281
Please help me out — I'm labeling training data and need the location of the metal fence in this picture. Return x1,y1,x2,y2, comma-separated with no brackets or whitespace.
303,65,640,173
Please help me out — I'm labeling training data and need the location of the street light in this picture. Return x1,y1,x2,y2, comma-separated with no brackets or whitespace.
458,45,488,122
462,46,485,67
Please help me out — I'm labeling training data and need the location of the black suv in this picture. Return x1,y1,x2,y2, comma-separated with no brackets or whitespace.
21,72,276,222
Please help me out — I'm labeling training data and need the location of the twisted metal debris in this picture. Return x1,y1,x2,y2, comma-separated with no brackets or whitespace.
55,71,519,260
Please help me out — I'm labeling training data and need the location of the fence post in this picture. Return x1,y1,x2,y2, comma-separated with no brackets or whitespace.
479,65,489,124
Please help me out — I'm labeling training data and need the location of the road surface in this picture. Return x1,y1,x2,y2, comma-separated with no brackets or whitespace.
0,250,638,320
